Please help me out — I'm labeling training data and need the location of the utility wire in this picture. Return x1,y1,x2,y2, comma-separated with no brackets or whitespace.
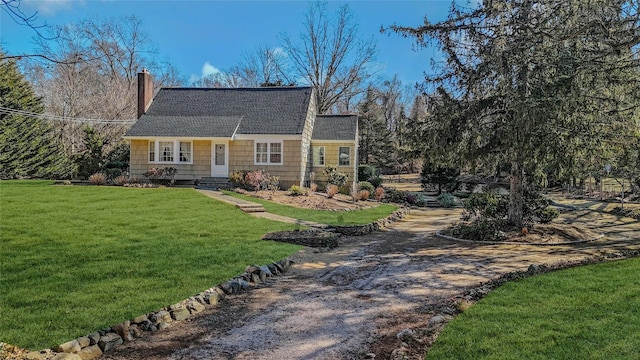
0,106,136,125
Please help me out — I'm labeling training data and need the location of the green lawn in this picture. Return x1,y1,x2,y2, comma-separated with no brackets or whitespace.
222,190,398,225
427,258,640,359
0,181,301,350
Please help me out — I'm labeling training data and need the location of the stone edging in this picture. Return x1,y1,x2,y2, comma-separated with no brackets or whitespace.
24,259,295,360
330,207,410,236
390,249,640,359
435,230,605,246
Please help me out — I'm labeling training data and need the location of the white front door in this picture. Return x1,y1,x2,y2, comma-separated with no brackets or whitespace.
212,141,228,177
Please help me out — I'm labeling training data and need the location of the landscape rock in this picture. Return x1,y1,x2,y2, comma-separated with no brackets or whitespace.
76,337,90,348
51,353,82,360
54,340,80,354
76,345,102,360
87,332,100,346
131,315,148,324
204,291,221,305
219,282,233,295
171,308,191,321
428,314,447,326
97,333,123,352
187,300,206,314
129,324,143,338
111,321,131,341
150,310,172,324
158,322,170,330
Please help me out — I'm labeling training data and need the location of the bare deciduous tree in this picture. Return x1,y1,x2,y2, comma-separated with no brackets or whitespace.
282,1,376,114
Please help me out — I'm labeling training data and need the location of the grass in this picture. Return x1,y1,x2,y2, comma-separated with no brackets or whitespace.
221,190,398,225
0,181,301,350
427,258,640,359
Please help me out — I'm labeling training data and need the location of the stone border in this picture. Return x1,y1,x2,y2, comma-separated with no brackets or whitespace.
390,249,640,359
435,229,605,246
24,259,295,360
330,207,410,236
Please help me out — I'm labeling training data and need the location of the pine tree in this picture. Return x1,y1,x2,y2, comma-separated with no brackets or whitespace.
357,87,395,171
0,54,73,179
391,0,640,226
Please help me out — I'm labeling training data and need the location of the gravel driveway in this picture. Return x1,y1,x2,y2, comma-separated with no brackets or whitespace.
102,208,639,360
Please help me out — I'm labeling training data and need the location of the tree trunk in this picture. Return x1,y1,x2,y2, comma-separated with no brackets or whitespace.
508,160,525,227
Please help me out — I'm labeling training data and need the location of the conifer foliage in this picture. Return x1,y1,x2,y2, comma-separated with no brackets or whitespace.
0,55,73,179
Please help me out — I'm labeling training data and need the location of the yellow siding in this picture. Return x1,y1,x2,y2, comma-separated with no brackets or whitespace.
228,139,302,189
129,139,211,180
309,142,356,189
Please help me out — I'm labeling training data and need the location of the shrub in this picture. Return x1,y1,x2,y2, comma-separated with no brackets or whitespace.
352,190,362,201
369,176,383,188
374,187,385,201
421,161,460,194
129,176,142,184
437,193,456,208
326,184,339,198
358,189,370,201
463,188,557,226
538,207,560,223
112,175,128,186
358,181,375,196
143,167,165,185
230,170,279,191
310,183,318,192
358,165,377,182
163,167,177,186
382,188,427,207
230,170,248,188
449,219,506,242
324,166,349,188
288,185,308,196
88,172,107,186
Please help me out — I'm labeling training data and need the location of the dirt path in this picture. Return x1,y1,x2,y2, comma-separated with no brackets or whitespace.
102,209,639,360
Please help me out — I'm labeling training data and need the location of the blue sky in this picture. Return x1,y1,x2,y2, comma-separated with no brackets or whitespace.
0,0,477,86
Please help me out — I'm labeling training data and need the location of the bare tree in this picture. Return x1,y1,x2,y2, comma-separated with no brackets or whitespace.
230,45,294,87
282,1,376,114
0,0,83,63
25,15,182,156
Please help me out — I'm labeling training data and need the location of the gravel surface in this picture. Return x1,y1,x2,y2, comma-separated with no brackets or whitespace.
102,208,639,360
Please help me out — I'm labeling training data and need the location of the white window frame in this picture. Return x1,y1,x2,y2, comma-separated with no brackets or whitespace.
312,146,325,167
254,140,283,165
148,140,194,164
338,146,351,167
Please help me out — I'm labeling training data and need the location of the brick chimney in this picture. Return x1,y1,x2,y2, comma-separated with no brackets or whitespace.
137,69,153,119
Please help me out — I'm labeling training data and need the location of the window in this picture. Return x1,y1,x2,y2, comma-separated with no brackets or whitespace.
159,141,174,162
312,146,325,166
255,141,283,165
148,141,155,162
256,142,268,163
339,146,350,166
148,140,193,164
179,142,192,162
270,143,282,163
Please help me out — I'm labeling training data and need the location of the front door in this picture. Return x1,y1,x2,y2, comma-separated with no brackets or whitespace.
212,142,228,177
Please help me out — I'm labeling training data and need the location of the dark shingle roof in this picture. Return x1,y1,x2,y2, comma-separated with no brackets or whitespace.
126,87,312,138
312,115,358,141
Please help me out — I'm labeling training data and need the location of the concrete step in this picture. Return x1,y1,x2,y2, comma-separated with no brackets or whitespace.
235,203,266,213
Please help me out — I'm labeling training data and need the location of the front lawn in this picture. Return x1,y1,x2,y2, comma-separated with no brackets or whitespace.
0,181,301,350
427,258,640,359
222,190,398,226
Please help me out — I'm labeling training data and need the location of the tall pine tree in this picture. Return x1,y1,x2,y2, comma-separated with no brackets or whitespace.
0,54,73,179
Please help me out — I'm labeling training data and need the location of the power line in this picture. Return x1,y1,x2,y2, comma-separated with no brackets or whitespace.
0,106,136,125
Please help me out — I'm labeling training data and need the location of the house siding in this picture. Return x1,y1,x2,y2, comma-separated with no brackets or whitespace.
309,141,357,190
129,139,211,180
228,139,302,189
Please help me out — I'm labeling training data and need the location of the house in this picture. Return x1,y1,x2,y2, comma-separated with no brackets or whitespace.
125,71,358,189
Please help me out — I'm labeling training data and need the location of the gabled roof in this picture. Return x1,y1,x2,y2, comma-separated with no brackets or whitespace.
312,115,358,141
126,87,313,138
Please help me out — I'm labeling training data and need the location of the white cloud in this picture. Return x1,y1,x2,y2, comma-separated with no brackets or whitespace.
201,62,221,77
22,0,78,16
189,61,223,84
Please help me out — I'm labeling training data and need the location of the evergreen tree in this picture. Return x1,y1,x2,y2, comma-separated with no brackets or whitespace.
391,0,640,226
357,87,395,171
0,54,73,179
